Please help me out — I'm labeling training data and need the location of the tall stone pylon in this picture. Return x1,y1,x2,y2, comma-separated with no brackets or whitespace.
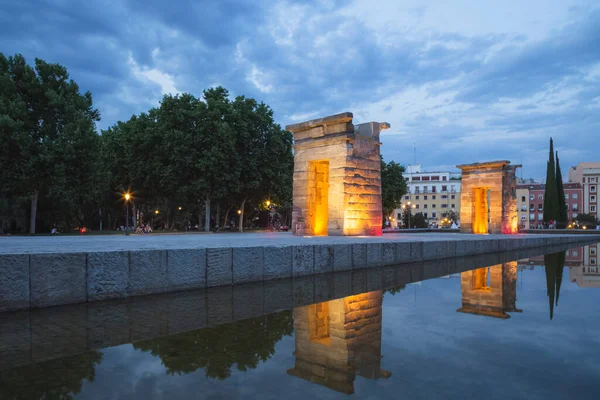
286,112,389,236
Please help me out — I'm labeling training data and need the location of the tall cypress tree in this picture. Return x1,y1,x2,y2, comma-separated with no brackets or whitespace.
543,138,559,222
556,152,567,227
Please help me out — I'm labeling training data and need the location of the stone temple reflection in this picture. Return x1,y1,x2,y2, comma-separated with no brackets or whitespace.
457,262,521,319
287,291,391,395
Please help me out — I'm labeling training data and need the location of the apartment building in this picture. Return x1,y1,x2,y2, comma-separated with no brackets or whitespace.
517,183,582,227
582,168,600,219
394,164,461,226
516,187,530,229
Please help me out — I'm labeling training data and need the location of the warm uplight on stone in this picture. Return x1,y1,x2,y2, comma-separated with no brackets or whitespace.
457,262,520,319
457,160,520,234
286,112,389,236
287,291,391,394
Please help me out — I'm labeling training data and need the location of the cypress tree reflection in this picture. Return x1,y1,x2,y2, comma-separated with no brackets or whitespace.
134,310,293,380
0,351,102,400
544,251,566,320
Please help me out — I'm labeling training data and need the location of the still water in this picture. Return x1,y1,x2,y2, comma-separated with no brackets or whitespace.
1,244,600,399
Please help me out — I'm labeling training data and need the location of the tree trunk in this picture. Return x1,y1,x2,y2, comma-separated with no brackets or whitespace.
215,203,220,231
99,208,103,232
132,204,136,229
204,196,211,232
238,198,246,233
29,190,38,234
197,199,202,231
223,207,232,229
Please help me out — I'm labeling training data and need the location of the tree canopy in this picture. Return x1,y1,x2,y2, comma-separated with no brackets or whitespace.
381,157,407,221
0,53,293,234
0,53,102,233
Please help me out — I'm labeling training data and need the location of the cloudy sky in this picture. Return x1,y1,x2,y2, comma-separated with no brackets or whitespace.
2,0,599,178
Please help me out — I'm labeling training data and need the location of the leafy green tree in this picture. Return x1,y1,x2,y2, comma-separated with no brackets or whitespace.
381,157,407,222
0,53,101,233
411,212,429,228
575,213,598,228
229,96,293,232
555,152,568,227
543,138,559,223
134,310,293,380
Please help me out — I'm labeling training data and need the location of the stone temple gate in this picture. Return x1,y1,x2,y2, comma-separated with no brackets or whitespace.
286,112,389,236
457,262,521,319
457,160,520,234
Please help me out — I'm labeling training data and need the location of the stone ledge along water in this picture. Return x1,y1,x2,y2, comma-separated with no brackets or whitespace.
0,232,599,313
0,239,590,373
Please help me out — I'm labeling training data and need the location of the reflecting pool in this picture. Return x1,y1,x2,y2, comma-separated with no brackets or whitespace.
1,244,600,399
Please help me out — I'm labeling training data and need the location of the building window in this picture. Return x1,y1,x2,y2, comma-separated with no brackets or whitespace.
592,186,597,193
432,186,437,193
441,204,448,208
529,204,535,211
538,214,543,221
415,195,420,200
397,213,402,220
415,204,419,209
591,195,596,202
432,204,437,208
442,195,448,199
573,193,578,199
405,195,410,200
591,247,597,255
432,195,436,200
424,195,428,200
451,195,455,199
538,204,543,211
538,195,543,200
450,185,456,192
415,187,420,193
591,205,597,212
565,194,569,200
572,250,578,257
451,204,456,208
424,186,428,193
521,214,526,221
424,204,428,209
592,257,597,265
572,213,578,219
442,185,447,192
530,195,534,201
572,204,578,211
424,212,428,218
422,176,430,181
530,213,535,220
521,196,526,202
443,176,447,181
521,205,527,211
432,212,437,218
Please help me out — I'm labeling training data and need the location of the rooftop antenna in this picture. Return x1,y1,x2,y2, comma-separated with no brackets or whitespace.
413,142,416,166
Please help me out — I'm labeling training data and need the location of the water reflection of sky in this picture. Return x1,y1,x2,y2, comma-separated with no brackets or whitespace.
73,265,600,400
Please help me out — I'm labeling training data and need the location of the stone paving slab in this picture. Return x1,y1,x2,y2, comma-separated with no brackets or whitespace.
1,231,596,254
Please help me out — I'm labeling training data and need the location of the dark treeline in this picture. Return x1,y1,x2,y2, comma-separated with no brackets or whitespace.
0,54,293,233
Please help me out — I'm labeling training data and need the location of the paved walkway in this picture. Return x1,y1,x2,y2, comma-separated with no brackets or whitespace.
0,231,593,254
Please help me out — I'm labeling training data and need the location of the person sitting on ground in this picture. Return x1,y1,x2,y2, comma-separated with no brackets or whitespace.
144,224,153,233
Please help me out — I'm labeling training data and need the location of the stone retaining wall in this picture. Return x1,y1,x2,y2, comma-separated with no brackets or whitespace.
0,239,590,373
1,235,598,313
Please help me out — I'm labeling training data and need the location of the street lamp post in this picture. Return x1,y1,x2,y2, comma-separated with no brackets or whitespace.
403,202,416,229
124,193,131,236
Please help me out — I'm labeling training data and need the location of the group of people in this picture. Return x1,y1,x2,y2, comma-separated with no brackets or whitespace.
534,220,558,229
135,223,153,234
